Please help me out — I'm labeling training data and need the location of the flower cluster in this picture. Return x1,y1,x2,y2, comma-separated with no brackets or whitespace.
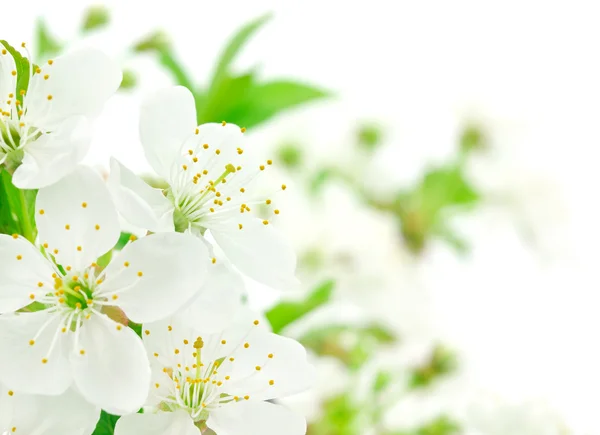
0,43,312,434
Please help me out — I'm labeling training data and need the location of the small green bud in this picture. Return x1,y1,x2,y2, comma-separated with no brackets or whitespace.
119,69,137,90
460,125,486,154
276,143,303,168
81,5,110,32
357,123,382,151
133,31,171,53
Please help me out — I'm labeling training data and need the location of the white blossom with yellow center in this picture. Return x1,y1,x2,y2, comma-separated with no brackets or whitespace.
114,312,314,435
0,42,121,188
0,384,99,435
108,86,298,291
0,166,210,414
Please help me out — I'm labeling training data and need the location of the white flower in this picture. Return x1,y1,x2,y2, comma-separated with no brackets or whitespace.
0,43,121,188
0,385,99,435
107,86,298,290
114,311,315,435
0,166,209,414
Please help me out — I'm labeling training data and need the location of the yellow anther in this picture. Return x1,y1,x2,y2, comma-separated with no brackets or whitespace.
267,159,273,165
95,224,100,230
194,337,204,349
29,340,35,346
41,358,48,364
221,120,227,126
174,349,180,355
48,59,54,65
238,223,243,230
266,199,272,205
241,127,246,133
29,294,35,300
47,95,53,100
282,184,287,190
269,380,275,385
145,330,150,336
255,366,261,371
16,255,22,260
7,390,13,396
259,165,265,171
80,349,85,355
195,128,199,134
81,202,87,208
137,271,143,277
77,246,82,251
274,209,280,215
244,342,250,348
65,224,70,230
212,257,217,264
112,295,118,300
39,209,45,215
215,149,221,155
116,325,122,331
203,144,209,149
268,353,274,358
263,220,269,225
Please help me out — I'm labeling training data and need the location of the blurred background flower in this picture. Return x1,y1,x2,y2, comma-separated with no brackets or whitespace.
3,0,600,433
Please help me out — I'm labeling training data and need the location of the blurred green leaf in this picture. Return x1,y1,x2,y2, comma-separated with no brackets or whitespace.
387,415,461,435
409,345,457,389
209,13,271,91
34,18,62,59
395,165,479,254
0,171,21,235
310,167,337,194
81,5,110,32
158,49,195,91
308,393,361,435
373,370,393,393
266,279,335,333
300,323,397,370
92,411,120,435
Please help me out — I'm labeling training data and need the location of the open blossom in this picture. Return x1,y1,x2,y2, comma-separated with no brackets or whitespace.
0,385,99,435
114,312,314,435
0,42,121,188
108,86,298,290
0,166,209,414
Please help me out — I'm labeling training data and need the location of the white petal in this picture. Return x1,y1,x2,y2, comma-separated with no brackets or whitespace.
209,216,299,290
35,165,120,270
225,330,315,401
0,310,72,395
70,313,150,415
178,263,242,334
140,86,196,179
209,401,306,435
107,157,174,232
0,234,55,313
4,387,100,435
0,47,17,105
101,232,209,323
12,115,91,189
115,411,199,435
25,48,121,129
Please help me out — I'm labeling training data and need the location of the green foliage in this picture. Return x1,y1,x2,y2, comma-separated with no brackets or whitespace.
34,18,62,59
373,369,394,393
409,345,457,389
92,411,120,435
144,14,329,128
81,5,110,32
119,69,137,90
266,280,335,333
387,416,461,435
308,393,362,435
300,323,397,370
394,164,479,254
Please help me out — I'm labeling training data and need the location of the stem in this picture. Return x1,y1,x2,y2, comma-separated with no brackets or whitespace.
18,188,35,242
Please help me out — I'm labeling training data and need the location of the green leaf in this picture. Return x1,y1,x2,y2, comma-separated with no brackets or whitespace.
223,80,330,128
92,411,120,435
300,323,398,370
409,345,457,389
266,279,335,333
34,18,62,59
0,41,32,105
357,123,383,151
81,5,110,32
308,393,362,435
373,370,393,393
209,13,271,91
196,73,256,124
119,69,137,90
